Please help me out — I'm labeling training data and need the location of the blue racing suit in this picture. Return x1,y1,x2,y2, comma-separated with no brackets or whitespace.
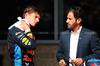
7,26,36,66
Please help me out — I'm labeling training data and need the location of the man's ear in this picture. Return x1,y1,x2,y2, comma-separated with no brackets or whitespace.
24,13,29,18
77,18,82,24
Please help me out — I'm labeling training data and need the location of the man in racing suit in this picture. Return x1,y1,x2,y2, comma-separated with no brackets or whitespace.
7,6,43,66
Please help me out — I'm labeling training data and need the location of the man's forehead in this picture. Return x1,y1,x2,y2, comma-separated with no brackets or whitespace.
67,12,74,17
31,12,40,17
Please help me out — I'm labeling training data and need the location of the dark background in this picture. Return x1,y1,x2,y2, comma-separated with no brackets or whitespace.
64,0,100,37
1,0,100,40
1,0,54,40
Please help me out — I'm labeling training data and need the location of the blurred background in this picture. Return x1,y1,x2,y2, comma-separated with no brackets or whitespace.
0,0,100,66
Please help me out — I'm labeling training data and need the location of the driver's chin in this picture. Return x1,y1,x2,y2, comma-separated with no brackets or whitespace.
31,24,36,27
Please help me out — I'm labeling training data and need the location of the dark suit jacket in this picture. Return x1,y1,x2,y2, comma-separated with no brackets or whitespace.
57,27,100,63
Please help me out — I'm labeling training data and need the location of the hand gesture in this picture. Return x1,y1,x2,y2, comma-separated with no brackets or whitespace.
71,58,83,66
20,20,30,30
59,59,67,66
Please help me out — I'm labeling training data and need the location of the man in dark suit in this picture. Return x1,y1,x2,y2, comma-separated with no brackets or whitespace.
56,6,100,66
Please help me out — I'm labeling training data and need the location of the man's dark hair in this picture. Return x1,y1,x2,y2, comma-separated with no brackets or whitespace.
23,6,43,18
66,6,86,25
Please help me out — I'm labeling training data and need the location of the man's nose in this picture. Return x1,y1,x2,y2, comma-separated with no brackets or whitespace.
36,18,39,22
66,19,69,23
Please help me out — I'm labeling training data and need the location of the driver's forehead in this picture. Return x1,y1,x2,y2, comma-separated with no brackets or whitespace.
30,12,40,18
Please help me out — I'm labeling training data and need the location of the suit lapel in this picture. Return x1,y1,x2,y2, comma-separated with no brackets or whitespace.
67,30,71,53
76,27,84,57
67,31,71,60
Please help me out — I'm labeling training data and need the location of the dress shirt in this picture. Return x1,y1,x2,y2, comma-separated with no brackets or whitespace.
69,26,82,62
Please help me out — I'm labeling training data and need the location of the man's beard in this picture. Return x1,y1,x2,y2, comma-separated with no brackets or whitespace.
67,23,77,30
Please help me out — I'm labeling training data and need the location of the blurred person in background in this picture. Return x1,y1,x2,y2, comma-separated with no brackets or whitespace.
7,6,43,66
56,6,100,66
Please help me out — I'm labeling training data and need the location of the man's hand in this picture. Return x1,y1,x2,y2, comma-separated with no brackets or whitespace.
71,58,83,66
20,20,30,30
59,59,67,66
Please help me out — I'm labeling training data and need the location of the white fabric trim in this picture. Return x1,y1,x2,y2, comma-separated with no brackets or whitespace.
8,17,30,30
